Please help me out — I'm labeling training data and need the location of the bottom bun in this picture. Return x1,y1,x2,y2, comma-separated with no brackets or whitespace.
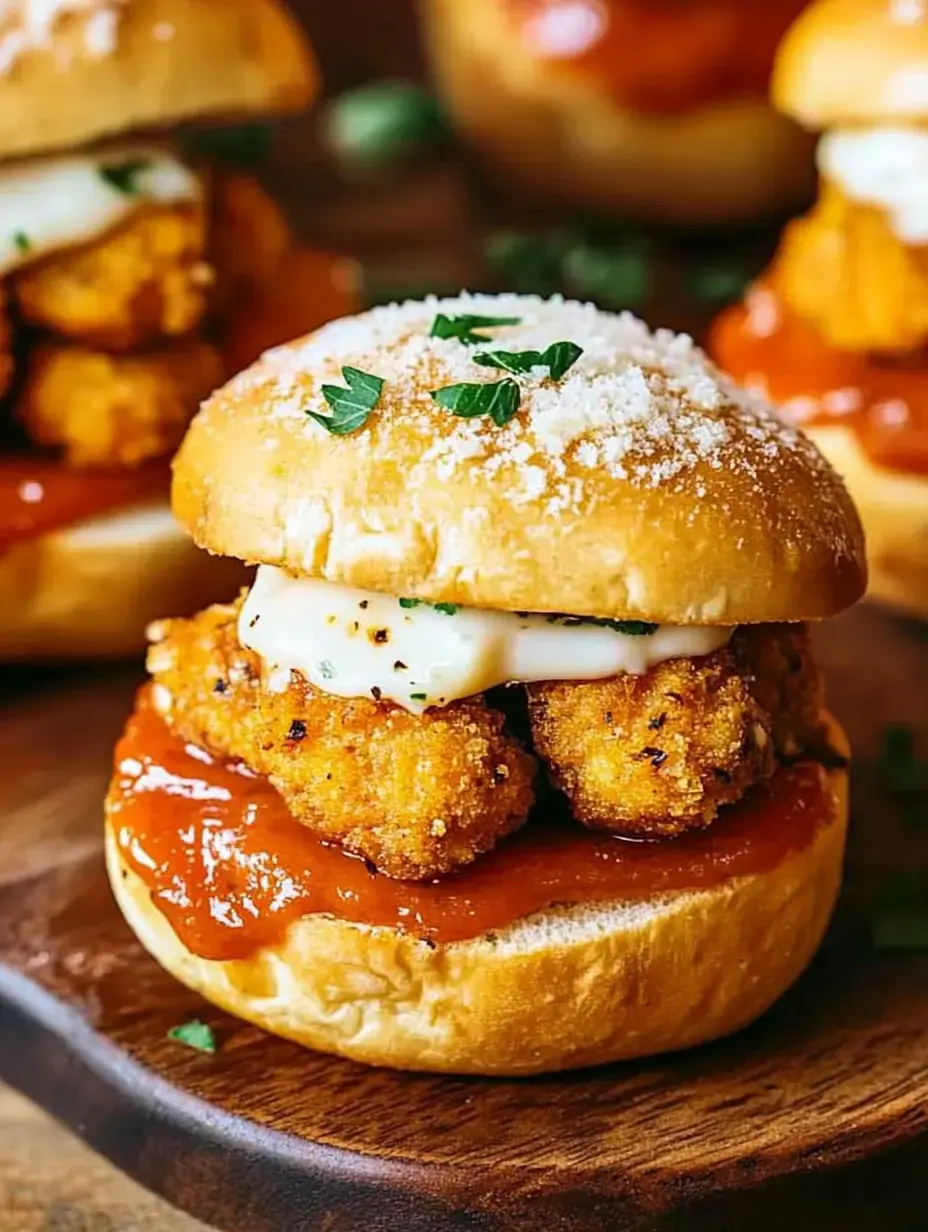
106,721,849,1075
804,424,928,620
0,499,246,660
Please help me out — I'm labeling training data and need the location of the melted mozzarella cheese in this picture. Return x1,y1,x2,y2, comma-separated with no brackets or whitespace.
818,126,928,244
0,144,201,276
239,566,732,715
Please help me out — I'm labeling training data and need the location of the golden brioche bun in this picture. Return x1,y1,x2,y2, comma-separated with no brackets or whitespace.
423,0,815,224
804,423,928,617
0,0,317,162
774,0,928,127
0,498,245,659
172,294,866,625
105,718,848,1075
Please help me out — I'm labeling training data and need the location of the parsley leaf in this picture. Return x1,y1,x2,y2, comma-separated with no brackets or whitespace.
168,1019,217,1053
871,873,928,952
410,692,427,701
99,158,152,196
473,341,583,380
433,602,458,615
431,378,520,426
398,597,421,609
308,366,384,435
545,615,658,635
430,313,521,345
13,231,30,254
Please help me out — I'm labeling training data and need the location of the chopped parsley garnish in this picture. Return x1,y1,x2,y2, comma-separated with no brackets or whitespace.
430,313,521,345
474,340,583,381
308,366,384,435
870,873,928,953
545,615,658,635
399,597,458,614
410,692,427,701
98,158,152,196
431,378,520,427
12,230,30,254
318,659,336,680
880,725,928,829
324,80,449,170
167,1019,217,1053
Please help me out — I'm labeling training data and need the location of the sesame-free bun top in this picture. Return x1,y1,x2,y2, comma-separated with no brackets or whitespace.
173,294,867,625
773,0,928,128
0,0,317,162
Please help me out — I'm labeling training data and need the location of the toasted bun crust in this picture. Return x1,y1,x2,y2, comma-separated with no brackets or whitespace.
0,0,317,162
172,294,866,624
105,720,849,1075
0,499,245,660
424,0,814,224
804,423,928,617
773,0,928,127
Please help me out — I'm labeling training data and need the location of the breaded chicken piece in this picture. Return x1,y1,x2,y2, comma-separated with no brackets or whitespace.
20,339,223,468
0,289,12,399
527,626,822,837
147,601,536,881
209,172,291,314
14,204,212,351
776,181,928,353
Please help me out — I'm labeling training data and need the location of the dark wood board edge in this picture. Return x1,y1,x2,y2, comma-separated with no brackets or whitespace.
2,944,927,1232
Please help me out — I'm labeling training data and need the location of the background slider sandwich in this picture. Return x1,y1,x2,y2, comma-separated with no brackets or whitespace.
106,294,866,1075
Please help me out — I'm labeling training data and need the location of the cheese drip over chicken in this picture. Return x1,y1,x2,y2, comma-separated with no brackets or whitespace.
240,566,732,714
818,126,928,244
0,144,201,276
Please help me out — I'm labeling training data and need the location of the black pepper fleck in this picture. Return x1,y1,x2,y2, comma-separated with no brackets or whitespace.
394,660,408,671
213,679,228,694
637,746,667,768
364,859,378,876
371,686,382,701
359,600,369,609
648,713,666,731
287,719,307,742
372,628,389,644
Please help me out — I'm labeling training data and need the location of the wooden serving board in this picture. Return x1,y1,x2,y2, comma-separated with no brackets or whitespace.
0,604,927,1232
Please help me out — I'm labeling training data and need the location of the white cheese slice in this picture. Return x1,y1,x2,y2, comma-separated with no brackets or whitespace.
239,566,732,714
0,143,201,276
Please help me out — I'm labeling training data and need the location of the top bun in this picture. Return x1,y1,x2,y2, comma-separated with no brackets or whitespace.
0,0,317,162
774,0,928,127
173,294,866,625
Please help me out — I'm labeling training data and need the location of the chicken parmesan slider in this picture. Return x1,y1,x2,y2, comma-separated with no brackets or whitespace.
712,0,928,615
106,294,865,1074
423,0,816,224
0,0,356,658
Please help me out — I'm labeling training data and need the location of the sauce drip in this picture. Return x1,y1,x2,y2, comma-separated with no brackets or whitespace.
505,0,806,113
0,457,169,549
711,283,928,476
108,702,838,959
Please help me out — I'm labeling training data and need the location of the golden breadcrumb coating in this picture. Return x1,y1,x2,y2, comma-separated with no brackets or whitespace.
0,288,12,399
209,172,291,314
14,204,212,351
527,625,822,837
776,181,928,354
20,339,223,468
147,600,536,881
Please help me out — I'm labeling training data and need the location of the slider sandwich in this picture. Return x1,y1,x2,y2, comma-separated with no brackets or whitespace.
424,0,815,225
712,0,928,616
0,0,355,658
106,294,866,1075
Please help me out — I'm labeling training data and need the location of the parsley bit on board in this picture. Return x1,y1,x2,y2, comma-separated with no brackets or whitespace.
167,1019,217,1053
99,158,151,196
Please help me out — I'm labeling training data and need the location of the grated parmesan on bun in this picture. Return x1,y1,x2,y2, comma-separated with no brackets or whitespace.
107,295,865,1074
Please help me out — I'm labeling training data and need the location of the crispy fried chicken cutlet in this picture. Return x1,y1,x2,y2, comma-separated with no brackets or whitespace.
14,204,211,352
528,625,823,836
21,339,224,468
147,600,536,880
